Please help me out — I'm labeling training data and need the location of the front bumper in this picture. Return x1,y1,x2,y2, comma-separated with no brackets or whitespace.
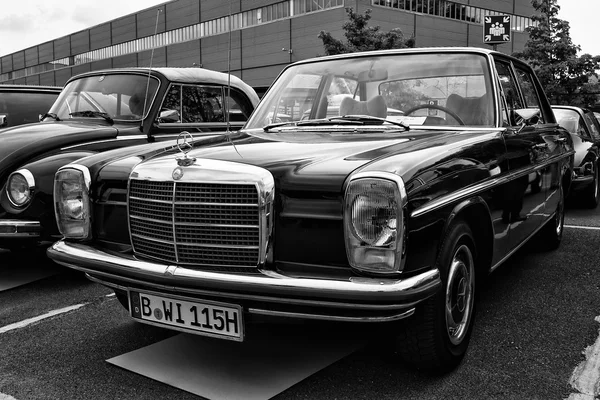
48,240,441,322
0,220,41,238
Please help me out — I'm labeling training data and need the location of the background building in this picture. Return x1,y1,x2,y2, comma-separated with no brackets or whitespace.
0,0,536,93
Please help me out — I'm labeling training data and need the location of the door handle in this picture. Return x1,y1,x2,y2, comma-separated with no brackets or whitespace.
534,143,548,149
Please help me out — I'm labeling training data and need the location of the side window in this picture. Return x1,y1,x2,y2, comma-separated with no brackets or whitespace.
584,112,600,141
224,89,254,122
494,61,523,126
162,84,182,121
514,66,545,123
181,86,223,123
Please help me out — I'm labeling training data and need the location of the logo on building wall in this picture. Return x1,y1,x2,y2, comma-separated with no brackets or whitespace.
483,15,511,45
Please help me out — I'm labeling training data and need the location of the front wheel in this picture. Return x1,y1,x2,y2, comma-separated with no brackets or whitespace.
396,221,477,372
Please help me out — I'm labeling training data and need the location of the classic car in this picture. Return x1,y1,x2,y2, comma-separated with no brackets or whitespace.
0,84,61,128
0,67,259,252
552,105,600,207
48,47,573,372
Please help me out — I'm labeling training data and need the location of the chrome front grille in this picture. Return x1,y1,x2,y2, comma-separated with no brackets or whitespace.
128,179,262,269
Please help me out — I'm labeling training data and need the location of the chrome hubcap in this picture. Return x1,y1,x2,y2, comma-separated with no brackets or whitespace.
445,244,475,346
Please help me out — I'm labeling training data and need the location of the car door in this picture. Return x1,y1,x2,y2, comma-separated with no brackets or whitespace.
151,83,255,141
494,58,561,251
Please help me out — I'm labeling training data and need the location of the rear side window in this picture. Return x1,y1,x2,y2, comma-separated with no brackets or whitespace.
0,91,60,127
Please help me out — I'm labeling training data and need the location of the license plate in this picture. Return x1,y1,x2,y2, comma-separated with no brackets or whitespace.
129,290,243,341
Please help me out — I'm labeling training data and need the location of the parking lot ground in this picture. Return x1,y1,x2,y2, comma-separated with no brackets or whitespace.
1,202,599,399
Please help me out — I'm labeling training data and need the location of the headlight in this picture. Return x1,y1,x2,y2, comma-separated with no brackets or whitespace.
54,165,91,239
7,169,35,207
344,173,406,274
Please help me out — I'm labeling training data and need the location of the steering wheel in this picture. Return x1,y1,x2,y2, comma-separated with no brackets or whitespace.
403,104,465,125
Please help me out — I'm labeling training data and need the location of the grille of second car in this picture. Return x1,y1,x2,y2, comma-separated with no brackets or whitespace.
128,179,260,269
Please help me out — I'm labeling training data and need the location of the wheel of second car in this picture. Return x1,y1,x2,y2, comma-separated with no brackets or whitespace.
395,220,476,372
538,182,565,250
584,162,599,209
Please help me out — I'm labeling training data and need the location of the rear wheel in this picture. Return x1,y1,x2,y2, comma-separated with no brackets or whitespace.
584,163,599,209
396,221,476,372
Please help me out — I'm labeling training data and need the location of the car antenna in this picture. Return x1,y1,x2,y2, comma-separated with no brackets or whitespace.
142,8,163,139
225,0,242,158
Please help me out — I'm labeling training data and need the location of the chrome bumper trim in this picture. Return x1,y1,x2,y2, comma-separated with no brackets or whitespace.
0,220,41,237
49,240,440,307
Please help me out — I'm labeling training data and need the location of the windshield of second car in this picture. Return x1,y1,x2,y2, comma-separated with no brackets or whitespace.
47,74,160,121
246,52,495,130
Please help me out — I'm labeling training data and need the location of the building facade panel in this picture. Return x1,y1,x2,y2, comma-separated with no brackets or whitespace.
241,64,286,87
201,33,242,72
71,31,90,55
369,5,417,37
1,56,11,74
241,20,291,70
12,51,25,71
38,42,54,64
415,16,468,47
477,0,514,14
290,9,349,61
241,0,275,12
24,47,38,68
91,59,113,71
54,37,71,59
38,71,56,86
90,23,112,51
138,47,167,68
201,0,241,22
72,64,92,77
166,40,201,68
137,8,167,38
112,15,137,45
14,77,26,85
166,0,200,31
55,68,73,86
25,74,40,86
112,53,138,68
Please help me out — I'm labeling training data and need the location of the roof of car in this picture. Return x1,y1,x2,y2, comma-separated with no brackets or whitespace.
67,67,259,105
287,46,505,66
0,84,62,92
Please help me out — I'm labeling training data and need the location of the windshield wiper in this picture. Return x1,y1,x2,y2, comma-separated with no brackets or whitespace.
329,115,410,130
40,112,60,121
263,118,360,132
69,110,114,124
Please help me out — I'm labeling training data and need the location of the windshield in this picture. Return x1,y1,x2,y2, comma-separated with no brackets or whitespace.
47,73,160,121
246,52,495,130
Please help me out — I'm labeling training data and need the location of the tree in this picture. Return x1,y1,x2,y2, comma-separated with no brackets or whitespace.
318,7,415,55
512,0,600,106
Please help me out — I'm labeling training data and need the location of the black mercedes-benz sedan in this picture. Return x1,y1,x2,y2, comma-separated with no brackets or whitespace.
48,47,573,372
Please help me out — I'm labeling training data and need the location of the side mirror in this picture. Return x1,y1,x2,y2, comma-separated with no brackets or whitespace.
158,109,180,123
0,114,7,128
514,108,540,132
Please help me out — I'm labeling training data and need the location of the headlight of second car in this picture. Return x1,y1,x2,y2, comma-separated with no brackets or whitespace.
7,169,35,207
54,165,91,239
343,172,407,275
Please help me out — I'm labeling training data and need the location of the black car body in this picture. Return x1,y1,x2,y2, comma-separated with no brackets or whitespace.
0,67,259,250
552,105,600,207
0,85,61,128
49,47,573,371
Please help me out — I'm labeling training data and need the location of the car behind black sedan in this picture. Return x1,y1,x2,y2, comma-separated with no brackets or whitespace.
0,67,259,252
552,105,600,208
0,84,61,128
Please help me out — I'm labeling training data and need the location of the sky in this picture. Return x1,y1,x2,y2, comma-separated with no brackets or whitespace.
0,0,598,58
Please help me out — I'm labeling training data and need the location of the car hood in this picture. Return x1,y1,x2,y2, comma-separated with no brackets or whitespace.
0,120,121,182
102,128,496,195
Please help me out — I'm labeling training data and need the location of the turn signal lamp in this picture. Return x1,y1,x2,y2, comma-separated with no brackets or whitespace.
344,172,406,274
54,165,91,239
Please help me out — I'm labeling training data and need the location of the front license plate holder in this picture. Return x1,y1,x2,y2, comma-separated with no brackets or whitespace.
129,289,244,341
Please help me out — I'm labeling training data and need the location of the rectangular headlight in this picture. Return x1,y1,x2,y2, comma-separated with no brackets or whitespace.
343,172,407,274
54,165,92,239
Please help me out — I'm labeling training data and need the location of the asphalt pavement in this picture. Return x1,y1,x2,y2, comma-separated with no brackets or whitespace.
1,201,599,400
